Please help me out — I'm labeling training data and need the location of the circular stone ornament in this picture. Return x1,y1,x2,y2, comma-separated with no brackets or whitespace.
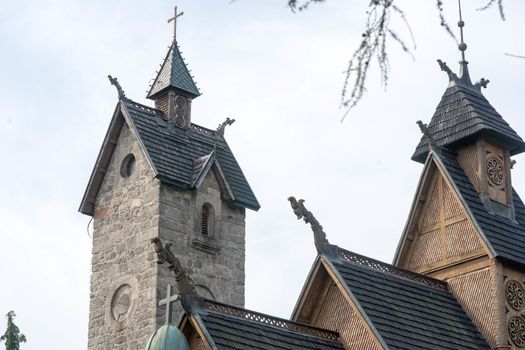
111,284,132,321
506,280,525,311
486,155,504,187
105,277,139,330
509,316,525,348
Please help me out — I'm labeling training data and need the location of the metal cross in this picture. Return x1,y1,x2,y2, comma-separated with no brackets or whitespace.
159,284,180,324
167,6,184,41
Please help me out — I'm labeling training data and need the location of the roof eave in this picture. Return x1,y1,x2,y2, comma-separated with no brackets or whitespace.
393,153,436,265
79,102,125,216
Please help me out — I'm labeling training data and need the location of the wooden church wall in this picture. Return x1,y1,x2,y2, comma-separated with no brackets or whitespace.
447,263,500,348
502,265,525,349
187,331,206,350
313,283,384,350
406,172,486,273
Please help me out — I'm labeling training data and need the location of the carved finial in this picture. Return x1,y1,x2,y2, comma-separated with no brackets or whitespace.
437,59,457,82
216,117,236,136
108,75,126,99
475,78,490,89
417,120,438,150
511,159,517,169
288,197,329,252
151,238,197,296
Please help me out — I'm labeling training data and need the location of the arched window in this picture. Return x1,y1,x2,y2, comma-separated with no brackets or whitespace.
201,205,209,235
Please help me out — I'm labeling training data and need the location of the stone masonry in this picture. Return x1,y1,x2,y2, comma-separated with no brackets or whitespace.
88,121,246,349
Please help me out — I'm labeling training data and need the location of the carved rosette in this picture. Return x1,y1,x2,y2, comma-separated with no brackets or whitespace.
506,280,525,311
174,96,187,127
486,155,504,187
509,316,525,348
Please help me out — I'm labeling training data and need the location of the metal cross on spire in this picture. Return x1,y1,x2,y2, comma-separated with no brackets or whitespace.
457,0,467,63
167,6,184,41
159,284,180,324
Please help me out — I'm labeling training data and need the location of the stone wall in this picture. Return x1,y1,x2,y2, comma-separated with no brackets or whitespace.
157,170,246,324
88,121,247,348
88,123,160,349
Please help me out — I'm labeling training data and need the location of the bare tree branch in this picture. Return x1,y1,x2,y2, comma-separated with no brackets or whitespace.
477,0,505,20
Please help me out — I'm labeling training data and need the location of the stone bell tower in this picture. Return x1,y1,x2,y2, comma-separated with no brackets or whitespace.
79,8,259,349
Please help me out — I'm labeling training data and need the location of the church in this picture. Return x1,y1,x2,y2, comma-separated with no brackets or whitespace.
79,5,525,350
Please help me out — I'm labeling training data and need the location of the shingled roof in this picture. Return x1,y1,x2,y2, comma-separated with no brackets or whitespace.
79,99,259,215
147,41,200,99
192,300,345,350
435,150,525,267
412,62,525,163
323,247,491,350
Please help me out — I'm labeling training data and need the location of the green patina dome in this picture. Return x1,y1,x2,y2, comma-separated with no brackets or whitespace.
144,324,190,350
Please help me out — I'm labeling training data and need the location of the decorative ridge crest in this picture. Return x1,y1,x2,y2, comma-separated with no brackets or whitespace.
201,299,341,341
334,247,449,291
288,197,329,253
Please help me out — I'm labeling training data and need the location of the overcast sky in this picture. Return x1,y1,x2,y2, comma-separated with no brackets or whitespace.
1,1,524,349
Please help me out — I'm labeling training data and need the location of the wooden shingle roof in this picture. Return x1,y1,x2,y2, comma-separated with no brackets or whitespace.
193,300,345,350
79,99,259,215
412,64,525,163
122,100,259,210
324,248,491,350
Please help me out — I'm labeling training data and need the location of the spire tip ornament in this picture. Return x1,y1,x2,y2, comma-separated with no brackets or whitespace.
167,6,184,42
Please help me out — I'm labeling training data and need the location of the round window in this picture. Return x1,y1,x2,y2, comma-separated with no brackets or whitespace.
120,154,136,178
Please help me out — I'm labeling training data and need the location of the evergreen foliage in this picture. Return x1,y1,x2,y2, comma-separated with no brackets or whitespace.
0,311,26,350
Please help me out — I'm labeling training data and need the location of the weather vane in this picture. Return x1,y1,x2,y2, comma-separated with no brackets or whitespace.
167,6,184,41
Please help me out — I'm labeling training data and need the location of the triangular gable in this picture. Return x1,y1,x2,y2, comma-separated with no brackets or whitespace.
80,98,260,215
295,249,491,350
121,99,260,211
192,150,235,201
178,313,216,350
79,101,158,215
292,256,387,350
394,152,494,273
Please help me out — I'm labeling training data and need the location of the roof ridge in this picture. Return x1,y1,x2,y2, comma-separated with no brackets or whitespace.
200,299,341,342
333,247,449,291
190,123,216,136
122,98,164,116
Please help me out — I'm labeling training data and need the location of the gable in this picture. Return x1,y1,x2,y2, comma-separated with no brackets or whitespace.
395,155,491,273
80,98,260,216
121,99,259,211
79,103,157,215
320,248,491,350
292,258,385,350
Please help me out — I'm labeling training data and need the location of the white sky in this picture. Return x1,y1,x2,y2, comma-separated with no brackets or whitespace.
0,1,524,348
